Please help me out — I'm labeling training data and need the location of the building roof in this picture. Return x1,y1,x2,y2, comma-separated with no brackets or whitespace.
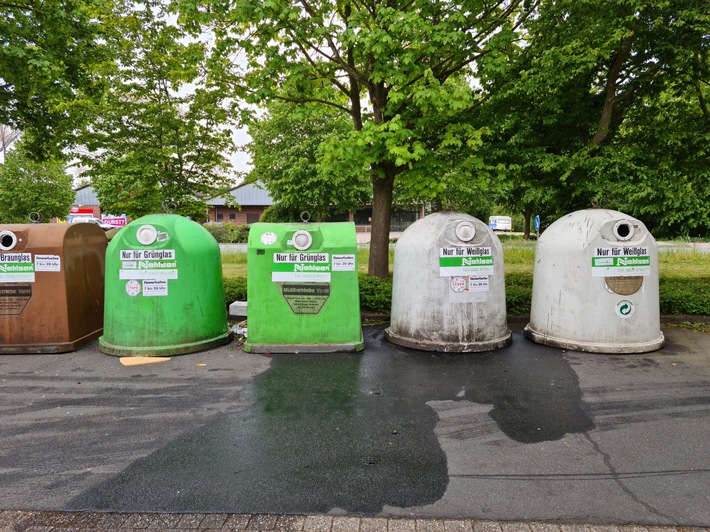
207,182,274,207
74,182,275,208
74,185,100,205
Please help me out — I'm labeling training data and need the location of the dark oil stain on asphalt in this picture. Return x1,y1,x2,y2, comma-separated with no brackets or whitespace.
69,329,592,515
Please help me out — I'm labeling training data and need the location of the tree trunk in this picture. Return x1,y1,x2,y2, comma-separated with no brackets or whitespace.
368,167,395,278
523,202,533,239
590,32,636,147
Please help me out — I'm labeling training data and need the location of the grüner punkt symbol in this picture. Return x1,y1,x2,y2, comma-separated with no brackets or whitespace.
615,299,635,318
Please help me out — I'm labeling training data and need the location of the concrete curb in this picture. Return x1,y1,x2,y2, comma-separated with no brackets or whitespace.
2,511,708,532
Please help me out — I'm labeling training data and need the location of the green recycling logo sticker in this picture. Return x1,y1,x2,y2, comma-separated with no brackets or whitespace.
615,299,635,319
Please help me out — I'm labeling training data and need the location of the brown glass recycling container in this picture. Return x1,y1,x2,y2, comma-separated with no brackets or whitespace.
0,223,107,353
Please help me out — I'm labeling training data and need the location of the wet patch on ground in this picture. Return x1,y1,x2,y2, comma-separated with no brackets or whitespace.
70,329,592,514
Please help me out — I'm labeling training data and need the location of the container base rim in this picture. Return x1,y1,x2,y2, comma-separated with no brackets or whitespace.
98,331,234,357
0,328,103,354
244,338,365,354
523,324,665,354
384,328,513,353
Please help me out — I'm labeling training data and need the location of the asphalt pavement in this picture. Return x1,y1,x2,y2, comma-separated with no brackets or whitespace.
1,320,709,531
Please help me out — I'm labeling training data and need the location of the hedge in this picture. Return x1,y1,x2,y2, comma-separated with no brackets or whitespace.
203,223,250,243
223,273,710,318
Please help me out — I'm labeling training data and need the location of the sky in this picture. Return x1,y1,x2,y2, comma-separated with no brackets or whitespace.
231,127,252,179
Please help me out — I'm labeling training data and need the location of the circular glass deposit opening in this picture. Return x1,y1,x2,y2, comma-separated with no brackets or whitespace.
614,220,634,241
0,231,17,251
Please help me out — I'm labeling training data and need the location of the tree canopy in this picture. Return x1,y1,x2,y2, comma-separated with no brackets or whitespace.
0,142,74,223
178,0,537,276
0,0,111,159
246,100,370,221
76,3,238,219
477,0,710,236
4,0,707,250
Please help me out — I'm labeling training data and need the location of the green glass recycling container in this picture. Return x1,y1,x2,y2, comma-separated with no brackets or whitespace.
245,222,363,353
99,214,232,357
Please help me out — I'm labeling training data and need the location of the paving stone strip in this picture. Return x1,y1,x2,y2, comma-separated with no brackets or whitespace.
0,511,707,532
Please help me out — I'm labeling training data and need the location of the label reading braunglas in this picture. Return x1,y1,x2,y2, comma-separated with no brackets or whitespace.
119,249,178,280
439,247,494,277
272,252,331,282
592,247,651,277
0,252,34,282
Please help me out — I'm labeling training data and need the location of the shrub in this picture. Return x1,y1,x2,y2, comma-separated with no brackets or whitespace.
358,273,393,314
223,276,247,304
203,223,250,243
260,203,303,223
220,251,710,318
505,272,534,316
357,271,534,316
659,278,710,316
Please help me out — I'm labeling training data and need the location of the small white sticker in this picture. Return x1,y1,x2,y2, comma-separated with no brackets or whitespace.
468,276,490,292
261,232,277,245
125,280,141,296
142,279,168,296
35,255,61,272
615,299,635,318
332,254,356,272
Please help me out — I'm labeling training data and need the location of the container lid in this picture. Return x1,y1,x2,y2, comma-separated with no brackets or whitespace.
292,230,313,250
136,225,158,245
455,221,476,242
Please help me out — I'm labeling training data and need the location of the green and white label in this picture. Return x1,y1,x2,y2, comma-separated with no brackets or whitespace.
0,252,35,282
592,247,650,277
119,249,178,280
272,252,331,282
439,247,494,277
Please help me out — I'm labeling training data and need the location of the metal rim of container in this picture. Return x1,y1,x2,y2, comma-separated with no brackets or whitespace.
613,220,635,241
455,221,476,242
136,224,158,246
0,230,17,251
292,230,313,251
